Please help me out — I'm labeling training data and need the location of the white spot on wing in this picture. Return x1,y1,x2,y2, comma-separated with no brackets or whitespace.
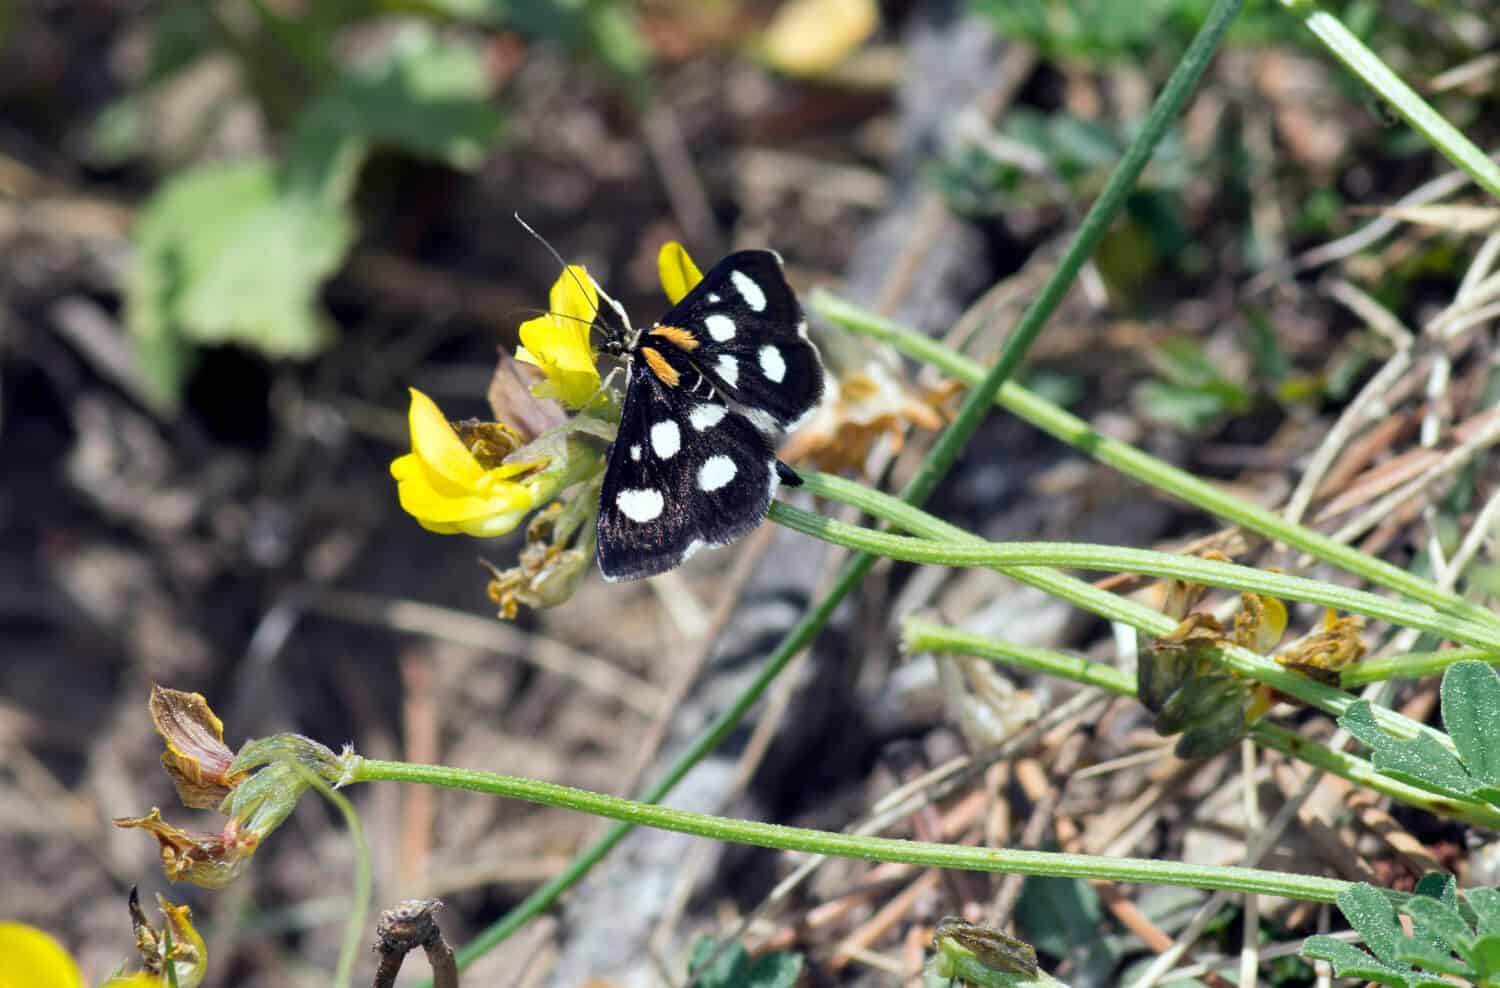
617,488,664,523
650,420,680,459
705,314,736,342
758,345,786,383
717,355,739,388
629,444,642,461
690,404,726,431
730,270,767,311
707,293,720,303
698,455,737,493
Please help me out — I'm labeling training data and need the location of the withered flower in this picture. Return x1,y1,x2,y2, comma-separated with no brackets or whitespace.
1137,555,1291,758
1277,608,1367,685
113,809,257,889
114,887,208,987
150,686,247,809
118,689,354,889
483,499,596,619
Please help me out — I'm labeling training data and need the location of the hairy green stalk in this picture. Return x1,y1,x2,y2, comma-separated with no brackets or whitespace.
901,620,1500,830
354,757,1350,902
809,293,1500,637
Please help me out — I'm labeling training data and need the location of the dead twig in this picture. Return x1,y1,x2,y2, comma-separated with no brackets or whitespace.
373,898,458,988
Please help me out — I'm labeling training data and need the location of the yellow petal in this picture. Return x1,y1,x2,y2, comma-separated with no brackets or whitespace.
0,923,86,988
657,241,703,304
404,388,485,491
549,265,599,329
517,315,601,409
761,0,879,77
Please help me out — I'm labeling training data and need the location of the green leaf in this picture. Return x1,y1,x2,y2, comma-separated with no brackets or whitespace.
1413,873,1458,910
1390,938,1470,979
126,159,354,410
1243,309,1290,385
1300,935,1411,987
688,937,802,988
289,21,505,196
1465,888,1500,937
1338,884,1406,966
742,951,803,988
1466,933,1500,977
400,0,648,83
1340,702,1476,798
1137,380,1232,431
1442,662,1500,787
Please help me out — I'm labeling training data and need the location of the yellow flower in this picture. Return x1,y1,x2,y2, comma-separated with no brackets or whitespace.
0,922,85,988
390,388,553,537
657,241,703,304
516,265,603,409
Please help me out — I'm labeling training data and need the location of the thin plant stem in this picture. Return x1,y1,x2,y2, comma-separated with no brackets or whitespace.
440,0,1249,974
1278,1,1500,203
809,291,1500,635
781,472,1461,751
900,619,1500,830
1342,647,1500,688
353,757,1350,903
290,762,372,988
769,498,1500,655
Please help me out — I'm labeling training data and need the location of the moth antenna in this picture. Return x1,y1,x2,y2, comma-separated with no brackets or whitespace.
513,213,629,341
507,306,599,329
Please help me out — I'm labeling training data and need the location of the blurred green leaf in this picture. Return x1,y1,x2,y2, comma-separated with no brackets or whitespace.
288,22,505,197
1136,381,1230,431
126,160,354,410
1136,337,1253,432
687,937,803,988
393,0,647,84
1243,309,1290,385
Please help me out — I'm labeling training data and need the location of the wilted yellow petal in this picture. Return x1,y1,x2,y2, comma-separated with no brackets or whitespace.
113,809,255,889
657,241,703,304
157,900,207,988
150,686,245,809
761,0,879,77
0,923,85,988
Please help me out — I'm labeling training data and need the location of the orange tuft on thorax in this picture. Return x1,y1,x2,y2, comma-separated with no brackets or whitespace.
649,325,700,351
640,347,680,387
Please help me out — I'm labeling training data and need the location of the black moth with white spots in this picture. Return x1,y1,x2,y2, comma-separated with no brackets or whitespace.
596,250,824,582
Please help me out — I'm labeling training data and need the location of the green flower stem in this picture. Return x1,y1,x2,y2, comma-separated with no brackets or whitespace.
809,291,1500,637
1278,2,1500,203
352,757,1350,903
446,0,1246,972
775,477,1460,750
901,620,1500,830
769,498,1500,655
1342,647,1500,688
291,761,372,988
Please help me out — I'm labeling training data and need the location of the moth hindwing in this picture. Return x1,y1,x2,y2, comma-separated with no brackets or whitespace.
595,250,824,582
